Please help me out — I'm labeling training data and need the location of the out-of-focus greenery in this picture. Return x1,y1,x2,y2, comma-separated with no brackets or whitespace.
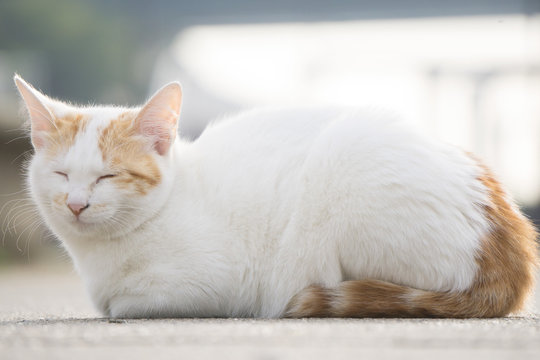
0,0,146,104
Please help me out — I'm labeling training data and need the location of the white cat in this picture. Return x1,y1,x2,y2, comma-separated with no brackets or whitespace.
14,74,538,318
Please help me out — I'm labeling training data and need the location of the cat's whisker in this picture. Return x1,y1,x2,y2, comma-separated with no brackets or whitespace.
24,219,48,257
2,206,33,236
0,200,22,232
2,201,37,232
0,188,28,197
0,197,30,215
115,206,159,216
3,127,27,134
110,215,138,232
10,149,34,165
4,210,41,246
17,219,43,252
4,133,30,145
104,215,131,231
14,215,43,253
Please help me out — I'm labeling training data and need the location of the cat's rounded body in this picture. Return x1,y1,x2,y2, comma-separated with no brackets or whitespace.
16,76,538,318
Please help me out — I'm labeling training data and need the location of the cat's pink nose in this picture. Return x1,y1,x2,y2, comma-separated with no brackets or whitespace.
67,202,89,217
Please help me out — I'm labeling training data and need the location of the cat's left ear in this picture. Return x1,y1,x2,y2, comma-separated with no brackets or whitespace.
135,82,182,156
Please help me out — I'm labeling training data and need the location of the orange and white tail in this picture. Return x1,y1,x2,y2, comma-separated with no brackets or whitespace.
286,161,539,319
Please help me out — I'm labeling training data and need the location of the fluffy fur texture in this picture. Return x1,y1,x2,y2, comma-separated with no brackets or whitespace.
15,75,538,318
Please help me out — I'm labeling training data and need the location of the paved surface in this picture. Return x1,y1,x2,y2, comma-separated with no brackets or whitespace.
1,265,540,360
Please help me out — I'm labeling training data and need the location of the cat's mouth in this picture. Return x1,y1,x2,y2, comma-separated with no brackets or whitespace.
67,212,94,227
69,216,88,226
66,216,102,234
66,211,114,232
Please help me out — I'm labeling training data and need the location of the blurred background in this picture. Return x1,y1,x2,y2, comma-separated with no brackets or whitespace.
1,0,540,268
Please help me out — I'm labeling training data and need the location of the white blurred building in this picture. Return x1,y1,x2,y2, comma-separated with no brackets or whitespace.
152,14,540,206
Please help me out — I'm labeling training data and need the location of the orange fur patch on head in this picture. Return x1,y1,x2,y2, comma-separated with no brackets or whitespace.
98,111,162,195
45,113,88,156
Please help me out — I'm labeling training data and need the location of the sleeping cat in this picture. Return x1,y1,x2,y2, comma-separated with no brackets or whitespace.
14,74,538,318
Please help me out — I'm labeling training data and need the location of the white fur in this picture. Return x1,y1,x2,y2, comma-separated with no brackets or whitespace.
28,106,491,318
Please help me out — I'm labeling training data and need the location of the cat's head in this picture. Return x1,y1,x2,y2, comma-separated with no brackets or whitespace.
14,75,182,241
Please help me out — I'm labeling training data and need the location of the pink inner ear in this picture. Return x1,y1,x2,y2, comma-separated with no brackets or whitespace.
139,108,178,155
14,76,55,149
135,82,182,156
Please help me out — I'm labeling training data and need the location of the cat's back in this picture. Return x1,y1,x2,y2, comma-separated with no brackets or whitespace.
185,107,348,207
190,107,406,177
195,107,342,152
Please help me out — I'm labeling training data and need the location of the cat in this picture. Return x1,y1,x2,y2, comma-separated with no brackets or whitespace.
14,74,538,319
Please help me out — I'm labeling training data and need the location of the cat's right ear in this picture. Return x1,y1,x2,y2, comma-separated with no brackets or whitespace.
134,82,182,156
13,74,56,150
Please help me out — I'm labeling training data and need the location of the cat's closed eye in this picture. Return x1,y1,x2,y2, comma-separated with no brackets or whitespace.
54,171,68,180
96,174,116,184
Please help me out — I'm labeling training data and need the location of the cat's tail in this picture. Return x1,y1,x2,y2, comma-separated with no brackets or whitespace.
285,161,539,319
284,277,525,319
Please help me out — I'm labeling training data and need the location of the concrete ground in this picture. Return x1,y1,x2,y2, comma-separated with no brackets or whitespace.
1,265,540,360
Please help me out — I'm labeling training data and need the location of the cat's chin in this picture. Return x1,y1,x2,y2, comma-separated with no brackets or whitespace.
63,215,114,236
62,214,135,239
66,217,98,232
